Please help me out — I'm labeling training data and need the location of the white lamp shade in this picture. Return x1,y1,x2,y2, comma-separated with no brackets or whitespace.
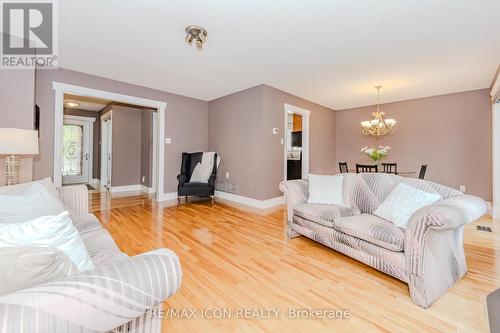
0,128,39,155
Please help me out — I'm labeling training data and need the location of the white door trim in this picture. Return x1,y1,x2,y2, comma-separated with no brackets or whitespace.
100,113,112,189
62,115,94,184
492,102,500,218
53,81,166,201
152,112,158,193
283,103,310,181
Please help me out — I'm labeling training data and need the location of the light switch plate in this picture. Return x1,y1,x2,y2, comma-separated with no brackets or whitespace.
165,138,172,144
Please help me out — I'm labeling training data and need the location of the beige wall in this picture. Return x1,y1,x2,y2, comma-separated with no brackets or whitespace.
208,86,265,199
0,69,35,183
108,105,142,187
34,68,208,193
262,85,336,199
335,88,492,200
208,84,336,200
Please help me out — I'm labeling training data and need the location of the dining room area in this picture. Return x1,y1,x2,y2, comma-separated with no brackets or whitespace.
337,146,427,179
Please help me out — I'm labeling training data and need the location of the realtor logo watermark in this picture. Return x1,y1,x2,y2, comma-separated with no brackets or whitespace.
1,0,58,68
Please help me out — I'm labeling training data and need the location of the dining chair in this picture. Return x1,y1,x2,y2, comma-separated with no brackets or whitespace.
338,162,348,173
419,165,427,179
356,164,378,173
381,162,397,174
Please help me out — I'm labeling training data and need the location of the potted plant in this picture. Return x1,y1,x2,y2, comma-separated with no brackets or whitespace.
361,146,391,164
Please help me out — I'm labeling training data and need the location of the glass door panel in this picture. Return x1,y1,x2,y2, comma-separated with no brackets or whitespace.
63,124,84,177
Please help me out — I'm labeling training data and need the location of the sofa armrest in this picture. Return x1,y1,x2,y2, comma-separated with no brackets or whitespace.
405,195,487,275
57,184,89,215
279,179,308,222
404,196,486,307
0,249,182,332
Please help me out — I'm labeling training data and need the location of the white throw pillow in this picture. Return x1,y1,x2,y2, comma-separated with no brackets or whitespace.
189,162,213,183
0,182,65,223
0,211,94,272
374,182,442,228
307,174,346,206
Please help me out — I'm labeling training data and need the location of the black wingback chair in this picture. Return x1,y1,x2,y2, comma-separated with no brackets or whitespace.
177,152,218,205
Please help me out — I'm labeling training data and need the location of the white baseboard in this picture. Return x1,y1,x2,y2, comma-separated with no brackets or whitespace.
157,192,178,202
155,190,285,209
90,178,100,185
214,191,285,209
111,184,157,194
110,184,141,193
140,185,155,194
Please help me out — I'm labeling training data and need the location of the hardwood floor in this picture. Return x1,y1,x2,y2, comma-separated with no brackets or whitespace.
91,192,500,332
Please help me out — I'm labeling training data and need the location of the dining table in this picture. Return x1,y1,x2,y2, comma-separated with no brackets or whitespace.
347,169,416,176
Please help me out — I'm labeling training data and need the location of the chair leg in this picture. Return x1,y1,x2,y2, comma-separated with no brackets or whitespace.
211,196,214,205
185,196,188,204
177,197,181,206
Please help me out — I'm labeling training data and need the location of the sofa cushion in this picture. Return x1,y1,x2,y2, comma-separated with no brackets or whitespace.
307,174,346,206
71,213,103,234
0,247,77,296
333,213,405,252
80,229,128,266
0,211,95,271
294,203,360,228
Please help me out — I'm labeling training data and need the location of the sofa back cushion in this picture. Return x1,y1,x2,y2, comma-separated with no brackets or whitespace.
0,211,95,272
0,182,65,223
308,174,346,206
344,173,461,214
0,247,76,296
373,182,442,228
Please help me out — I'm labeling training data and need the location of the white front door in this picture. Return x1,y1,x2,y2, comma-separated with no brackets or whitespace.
62,116,94,184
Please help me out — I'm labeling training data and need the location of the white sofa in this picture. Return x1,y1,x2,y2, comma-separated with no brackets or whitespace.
0,183,182,332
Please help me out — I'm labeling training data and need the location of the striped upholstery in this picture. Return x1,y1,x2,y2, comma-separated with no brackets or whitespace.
294,203,360,228
333,214,404,251
0,185,182,332
57,185,89,216
280,173,487,308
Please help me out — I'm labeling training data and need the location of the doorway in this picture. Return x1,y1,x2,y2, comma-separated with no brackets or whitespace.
53,82,166,201
62,115,95,184
283,103,310,181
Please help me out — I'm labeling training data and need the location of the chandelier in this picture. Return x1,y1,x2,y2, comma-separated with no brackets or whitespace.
361,85,396,138
185,25,208,50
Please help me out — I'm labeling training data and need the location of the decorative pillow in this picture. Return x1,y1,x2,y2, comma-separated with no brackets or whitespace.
189,162,213,183
0,211,94,271
0,247,77,296
374,182,442,228
307,174,346,206
0,181,65,223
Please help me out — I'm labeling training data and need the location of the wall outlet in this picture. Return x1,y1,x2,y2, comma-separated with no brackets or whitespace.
280,138,284,145
460,185,466,193
226,172,229,179
165,137,172,144
142,176,145,183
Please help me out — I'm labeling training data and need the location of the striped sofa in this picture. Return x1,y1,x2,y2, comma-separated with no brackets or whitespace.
280,173,487,308
0,185,182,332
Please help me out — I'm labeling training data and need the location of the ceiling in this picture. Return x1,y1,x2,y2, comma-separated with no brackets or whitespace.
64,94,110,112
59,0,500,110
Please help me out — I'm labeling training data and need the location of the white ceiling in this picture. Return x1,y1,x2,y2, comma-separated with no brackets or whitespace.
59,0,500,110
64,94,110,112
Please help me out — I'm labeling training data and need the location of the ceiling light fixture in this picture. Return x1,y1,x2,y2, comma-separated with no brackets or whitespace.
64,102,80,108
361,85,396,138
185,25,207,50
